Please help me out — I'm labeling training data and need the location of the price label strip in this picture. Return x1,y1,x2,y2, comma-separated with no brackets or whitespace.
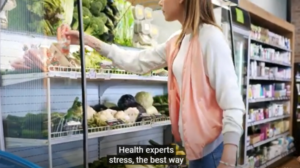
69,72,78,79
88,69,97,79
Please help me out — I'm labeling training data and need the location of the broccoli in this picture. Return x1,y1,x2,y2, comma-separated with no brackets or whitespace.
71,6,91,30
82,7,92,18
82,0,91,8
94,0,107,9
90,1,104,17
99,12,108,23
85,17,109,37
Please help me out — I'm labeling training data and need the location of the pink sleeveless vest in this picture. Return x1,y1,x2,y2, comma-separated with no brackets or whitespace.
166,35,223,160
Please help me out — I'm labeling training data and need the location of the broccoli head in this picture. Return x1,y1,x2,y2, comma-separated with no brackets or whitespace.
82,7,92,18
90,1,104,17
82,0,91,8
85,17,109,37
99,12,108,23
94,0,108,8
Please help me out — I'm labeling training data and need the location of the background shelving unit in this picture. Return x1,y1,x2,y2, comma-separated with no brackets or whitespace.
293,63,300,155
0,1,236,168
236,0,296,167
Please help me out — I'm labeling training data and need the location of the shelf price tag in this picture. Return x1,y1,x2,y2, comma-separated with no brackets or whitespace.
89,69,96,79
104,74,111,80
69,72,78,79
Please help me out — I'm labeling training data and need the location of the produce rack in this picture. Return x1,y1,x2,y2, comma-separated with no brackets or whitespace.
0,1,238,168
233,0,296,167
0,27,171,168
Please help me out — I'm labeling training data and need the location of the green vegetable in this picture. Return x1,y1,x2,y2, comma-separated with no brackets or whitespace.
82,0,92,8
90,0,107,16
20,0,64,35
113,0,134,46
65,97,82,120
85,17,109,37
73,47,109,68
135,92,154,109
71,6,92,30
90,1,104,16
61,0,75,25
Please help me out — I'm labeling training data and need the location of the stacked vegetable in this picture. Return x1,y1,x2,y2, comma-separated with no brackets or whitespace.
88,91,165,128
72,0,119,43
72,47,111,68
3,112,65,139
9,0,75,35
113,0,135,46
153,94,169,116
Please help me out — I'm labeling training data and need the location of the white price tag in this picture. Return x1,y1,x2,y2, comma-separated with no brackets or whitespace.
89,69,96,79
69,72,78,79
104,74,111,80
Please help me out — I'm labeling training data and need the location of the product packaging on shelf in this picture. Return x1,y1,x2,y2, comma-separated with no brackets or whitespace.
250,43,291,64
251,24,291,50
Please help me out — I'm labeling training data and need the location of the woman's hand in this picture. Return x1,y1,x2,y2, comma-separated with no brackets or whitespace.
218,144,237,168
57,24,80,45
56,24,102,52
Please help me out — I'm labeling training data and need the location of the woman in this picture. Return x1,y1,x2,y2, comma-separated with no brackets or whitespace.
58,0,245,167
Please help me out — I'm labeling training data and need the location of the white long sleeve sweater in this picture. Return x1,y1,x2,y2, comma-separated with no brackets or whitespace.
99,24,245,156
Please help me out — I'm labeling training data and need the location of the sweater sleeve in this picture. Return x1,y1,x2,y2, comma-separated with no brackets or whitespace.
204,28,245,146
99,42,167,74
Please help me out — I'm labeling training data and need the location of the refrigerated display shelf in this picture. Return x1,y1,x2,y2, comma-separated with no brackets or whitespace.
6,117,171,147
247,131,289,150
248,114,290,126
250,38,291,52
249,77,291,81
1,69,168,86
250,57,291,67
248,97,290,103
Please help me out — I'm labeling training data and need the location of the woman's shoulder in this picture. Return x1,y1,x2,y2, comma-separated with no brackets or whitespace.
199,24,228,46
199,24,224,40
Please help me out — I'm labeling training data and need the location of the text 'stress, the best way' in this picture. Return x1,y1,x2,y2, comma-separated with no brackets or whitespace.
107,145,186,165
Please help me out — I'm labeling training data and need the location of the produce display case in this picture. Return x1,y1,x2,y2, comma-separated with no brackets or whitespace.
0,0,238,168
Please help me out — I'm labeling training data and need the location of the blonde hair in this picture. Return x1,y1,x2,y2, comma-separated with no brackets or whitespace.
176,0,220,47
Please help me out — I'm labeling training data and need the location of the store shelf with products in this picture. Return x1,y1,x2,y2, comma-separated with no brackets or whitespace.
293,63,300,156
232,0,296,167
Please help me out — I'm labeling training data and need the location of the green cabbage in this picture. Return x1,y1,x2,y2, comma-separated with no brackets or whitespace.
135,91,154,109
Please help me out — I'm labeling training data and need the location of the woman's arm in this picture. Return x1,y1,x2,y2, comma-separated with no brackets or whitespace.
203,28,245,163
85,35,167,74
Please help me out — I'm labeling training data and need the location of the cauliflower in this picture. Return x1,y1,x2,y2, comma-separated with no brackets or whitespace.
101,109,116,121
146,106,160,116
124,107,140,122
86,106,97,120
135,91,154,109
93,113,108,126
114,111,131,123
